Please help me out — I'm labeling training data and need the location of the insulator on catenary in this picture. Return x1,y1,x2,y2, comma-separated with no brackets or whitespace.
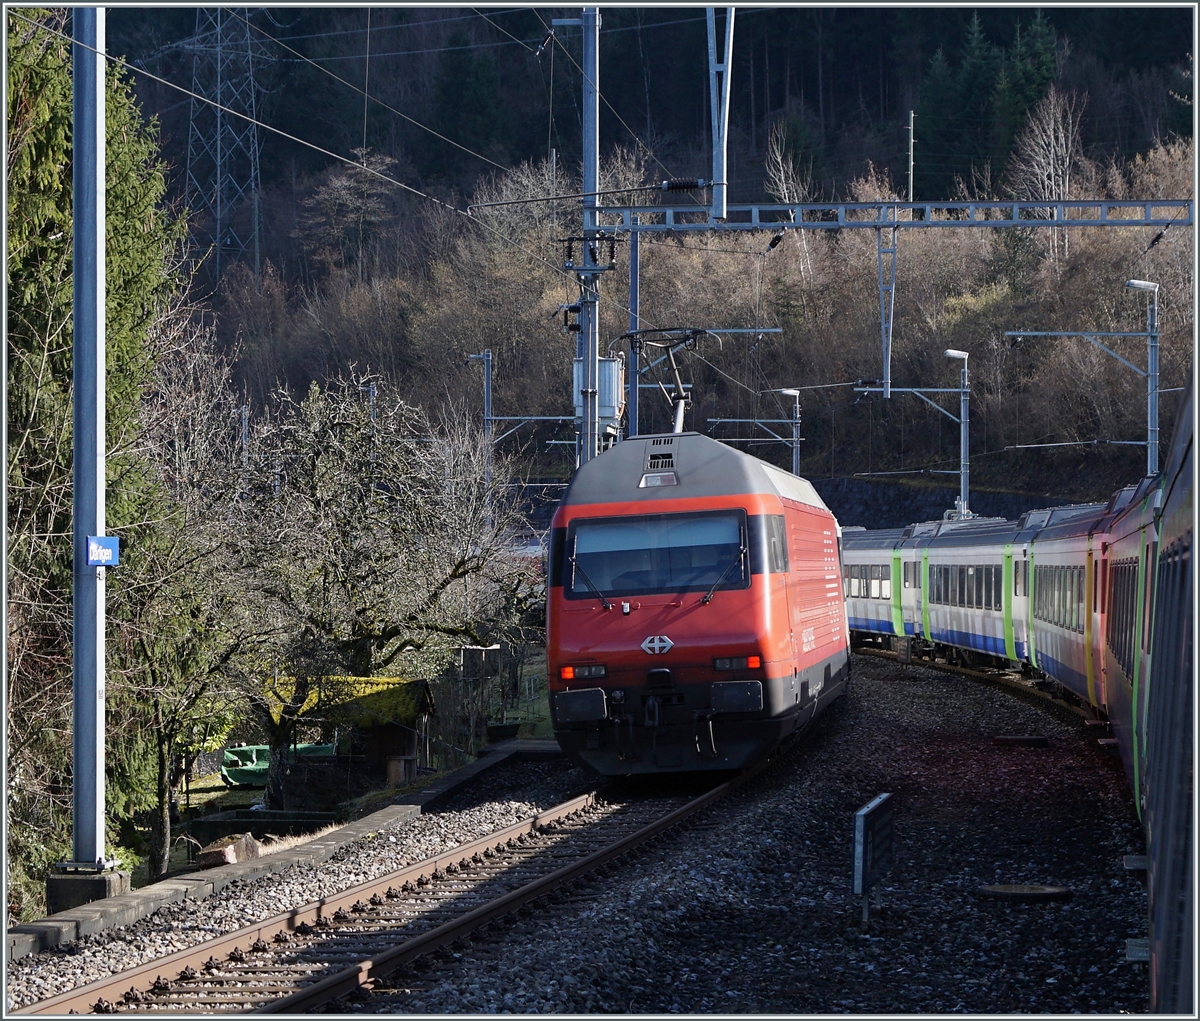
660,179,708,191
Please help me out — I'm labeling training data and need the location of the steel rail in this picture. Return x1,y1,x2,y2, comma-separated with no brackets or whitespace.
855,645,1093,719
19,726,793,1015
14,794,596,1015
257,770,751,1013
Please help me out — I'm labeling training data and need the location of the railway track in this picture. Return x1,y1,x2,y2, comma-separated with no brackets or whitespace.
854,643,1096,720
17,771,760,1015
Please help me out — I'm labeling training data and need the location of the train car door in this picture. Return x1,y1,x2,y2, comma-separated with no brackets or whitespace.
902,552,920,635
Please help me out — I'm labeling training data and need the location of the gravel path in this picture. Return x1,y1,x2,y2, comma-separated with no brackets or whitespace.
4,758,595,1012
352,655,1149,1014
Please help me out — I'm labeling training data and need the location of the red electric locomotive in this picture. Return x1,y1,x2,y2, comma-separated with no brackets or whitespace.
546,431,851,774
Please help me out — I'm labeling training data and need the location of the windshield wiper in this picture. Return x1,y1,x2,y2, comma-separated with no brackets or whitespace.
701,546,746,604
569,552,613,611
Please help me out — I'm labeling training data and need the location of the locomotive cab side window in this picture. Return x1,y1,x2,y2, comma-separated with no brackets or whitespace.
767,515,789,573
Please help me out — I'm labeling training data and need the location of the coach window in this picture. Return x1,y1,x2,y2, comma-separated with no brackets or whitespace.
1069,567,1076,629
869,565,881,599
881,565,892,600
903,562,911,588
983,566,993,610
1065,567,1072,628
974,565,984,609
1078,568,1086,632
965,566,975,608
955,566,964,607
849,566,860,598
1059,567,1066,627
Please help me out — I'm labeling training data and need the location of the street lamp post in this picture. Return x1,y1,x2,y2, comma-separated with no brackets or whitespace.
1126,279,1160,475
944,349,970,518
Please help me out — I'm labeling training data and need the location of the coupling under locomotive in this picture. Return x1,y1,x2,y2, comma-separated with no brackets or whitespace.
546,431,851,775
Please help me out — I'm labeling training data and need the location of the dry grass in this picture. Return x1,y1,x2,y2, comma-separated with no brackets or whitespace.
256,823,344,855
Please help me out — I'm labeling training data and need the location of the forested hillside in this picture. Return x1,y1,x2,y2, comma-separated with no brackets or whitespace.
5,7,1192,921
105,6,1194,498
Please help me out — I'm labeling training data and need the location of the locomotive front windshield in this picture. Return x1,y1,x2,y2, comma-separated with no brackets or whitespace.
566,510,748,599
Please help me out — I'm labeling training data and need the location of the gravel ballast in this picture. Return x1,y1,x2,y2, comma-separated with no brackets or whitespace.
4,758,594,1012
354,655,1149,1014
8,656,1150,1014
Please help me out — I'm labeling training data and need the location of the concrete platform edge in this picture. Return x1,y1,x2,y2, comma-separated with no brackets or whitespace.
5,739,561,961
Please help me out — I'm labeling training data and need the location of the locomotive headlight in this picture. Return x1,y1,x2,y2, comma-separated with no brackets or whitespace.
561,664,607,680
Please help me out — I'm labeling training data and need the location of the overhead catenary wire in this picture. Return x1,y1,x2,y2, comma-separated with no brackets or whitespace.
228,9,511,174
531,9,704,210
13,11,694,351
472,8,537,53
34,10,857,420
24,16,560,278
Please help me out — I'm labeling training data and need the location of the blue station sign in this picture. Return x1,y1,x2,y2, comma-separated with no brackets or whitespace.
86,536,120,566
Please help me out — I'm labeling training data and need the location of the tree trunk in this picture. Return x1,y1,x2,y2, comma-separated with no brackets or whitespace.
264,743,291,810
149,707,172,882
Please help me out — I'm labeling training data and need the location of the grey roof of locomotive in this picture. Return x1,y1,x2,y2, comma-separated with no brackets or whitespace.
561,431,832,514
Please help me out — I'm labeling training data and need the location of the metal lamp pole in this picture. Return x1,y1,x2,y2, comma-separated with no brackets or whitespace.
944,349,970,517
1126,279,1160,475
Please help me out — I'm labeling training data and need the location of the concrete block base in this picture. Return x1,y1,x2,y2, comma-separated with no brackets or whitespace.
45,870,131,915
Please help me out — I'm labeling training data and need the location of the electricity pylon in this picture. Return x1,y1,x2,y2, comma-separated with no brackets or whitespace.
184,8,265,283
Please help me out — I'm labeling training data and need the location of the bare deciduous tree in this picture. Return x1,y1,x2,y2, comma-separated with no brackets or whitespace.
1007,86,1088,264
764,120,816,282
227,375,536,805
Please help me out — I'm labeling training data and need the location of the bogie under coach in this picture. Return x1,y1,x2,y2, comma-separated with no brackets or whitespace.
547,432,851,775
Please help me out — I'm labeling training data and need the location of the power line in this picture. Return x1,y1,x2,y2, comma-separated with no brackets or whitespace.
472,8,536,53
532,10,702,210
231,10,511,174
269,8,529,43
11,10,678,346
